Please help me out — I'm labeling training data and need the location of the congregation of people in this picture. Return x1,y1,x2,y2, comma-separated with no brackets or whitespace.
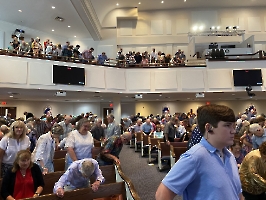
1,103,266,199
4,36,187,67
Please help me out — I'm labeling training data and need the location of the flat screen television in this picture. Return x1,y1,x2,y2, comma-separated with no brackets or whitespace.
233,69,263,86
53,65,85,85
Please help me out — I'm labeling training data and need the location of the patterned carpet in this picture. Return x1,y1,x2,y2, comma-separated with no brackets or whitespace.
119,144,182,200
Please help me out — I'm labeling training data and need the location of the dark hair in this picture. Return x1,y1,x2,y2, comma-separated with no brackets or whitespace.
259,141,266,155
197,104,235,135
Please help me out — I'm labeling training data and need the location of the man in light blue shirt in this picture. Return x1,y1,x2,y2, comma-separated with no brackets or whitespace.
156,104,243,200
141,118,154,135
54,158,105,198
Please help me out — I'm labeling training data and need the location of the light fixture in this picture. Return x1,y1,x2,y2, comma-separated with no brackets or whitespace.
138,2,141,4
161,1,164,3
18,10,22,12
74,36,76,37
226,26,229,31
184,0,186,2
192,26,198,31
52,29,54,31
116,3,119,6
68,26,71,28
52,6,55,9
199,25,204,31
217,26,220,30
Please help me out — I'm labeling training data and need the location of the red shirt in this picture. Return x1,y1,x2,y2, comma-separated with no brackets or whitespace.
13,168,34,199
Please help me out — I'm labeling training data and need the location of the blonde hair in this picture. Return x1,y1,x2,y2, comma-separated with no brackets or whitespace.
8,120,27,140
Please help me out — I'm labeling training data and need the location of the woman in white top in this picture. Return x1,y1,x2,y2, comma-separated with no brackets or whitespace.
0,120,30,177
32,124,64,174
65,118,94,169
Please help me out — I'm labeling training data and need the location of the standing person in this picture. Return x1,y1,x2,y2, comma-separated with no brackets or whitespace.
65,118,94,169
32,124,64,174
0,121,31,177
239,141,266,200
91,118,105,141
54,159,104,197
1,150,44,200
163,116,178,144
97,132,132,166
58,115,73,140
155,104,243,200
106,114,120,139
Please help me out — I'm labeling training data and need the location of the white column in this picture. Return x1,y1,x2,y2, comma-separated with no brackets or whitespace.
113,96,121,123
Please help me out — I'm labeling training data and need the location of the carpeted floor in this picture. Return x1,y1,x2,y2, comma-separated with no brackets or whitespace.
119,144,182,200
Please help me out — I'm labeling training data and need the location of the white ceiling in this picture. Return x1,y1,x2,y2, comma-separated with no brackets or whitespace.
1,1,266,103
1,0,266,40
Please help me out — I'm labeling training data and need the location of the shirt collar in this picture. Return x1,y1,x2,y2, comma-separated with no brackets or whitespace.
200,137,229,156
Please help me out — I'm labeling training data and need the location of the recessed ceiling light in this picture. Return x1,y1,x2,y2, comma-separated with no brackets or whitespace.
18,10,22,12
159,94,162,97
52,6,55,9
184,0,186,2
68,25,71,28
9,96,13,98
52,29,54,31
161,1,164,3
116,3,119,6
138,2,141,4
74,36,76,37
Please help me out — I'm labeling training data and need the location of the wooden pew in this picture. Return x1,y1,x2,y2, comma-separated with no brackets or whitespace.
92,146,103,159
26,182,127,200
134,132,143,152
148,138,164,163
54,150,67,159
157,142,187,171
141,134,150,157
42,171,64,195
170,146,187,168
53,158,65,172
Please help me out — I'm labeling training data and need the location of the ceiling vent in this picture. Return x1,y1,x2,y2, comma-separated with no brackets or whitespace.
55,16,64,22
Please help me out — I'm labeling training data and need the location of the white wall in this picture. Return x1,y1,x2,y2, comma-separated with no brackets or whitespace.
3,99,266,120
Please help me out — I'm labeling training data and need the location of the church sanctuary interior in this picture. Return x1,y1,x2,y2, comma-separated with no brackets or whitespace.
1,0,266,199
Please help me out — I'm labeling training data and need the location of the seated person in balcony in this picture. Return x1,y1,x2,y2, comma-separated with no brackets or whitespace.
45,42,53,56
179,51,186,65
56,44,63,56
96,132,132,166
116,51,125,66
141,118,154,135
32,37,42,57
73,45,81,58
54,159,105,198
141,55,149,66
19,41,30,55
157,51,165,63
82,47,94,62
62,41,70,50
12,36,20,52
97,52,108,65
134,52,142,65
170,53,180,65
164,54,172,64
62,45,73,59
150,48,157,63
7,42,14,53
43,39,50,51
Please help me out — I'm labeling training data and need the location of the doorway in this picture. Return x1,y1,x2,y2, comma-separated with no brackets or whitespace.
0,107,17,119
103,108,113,125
